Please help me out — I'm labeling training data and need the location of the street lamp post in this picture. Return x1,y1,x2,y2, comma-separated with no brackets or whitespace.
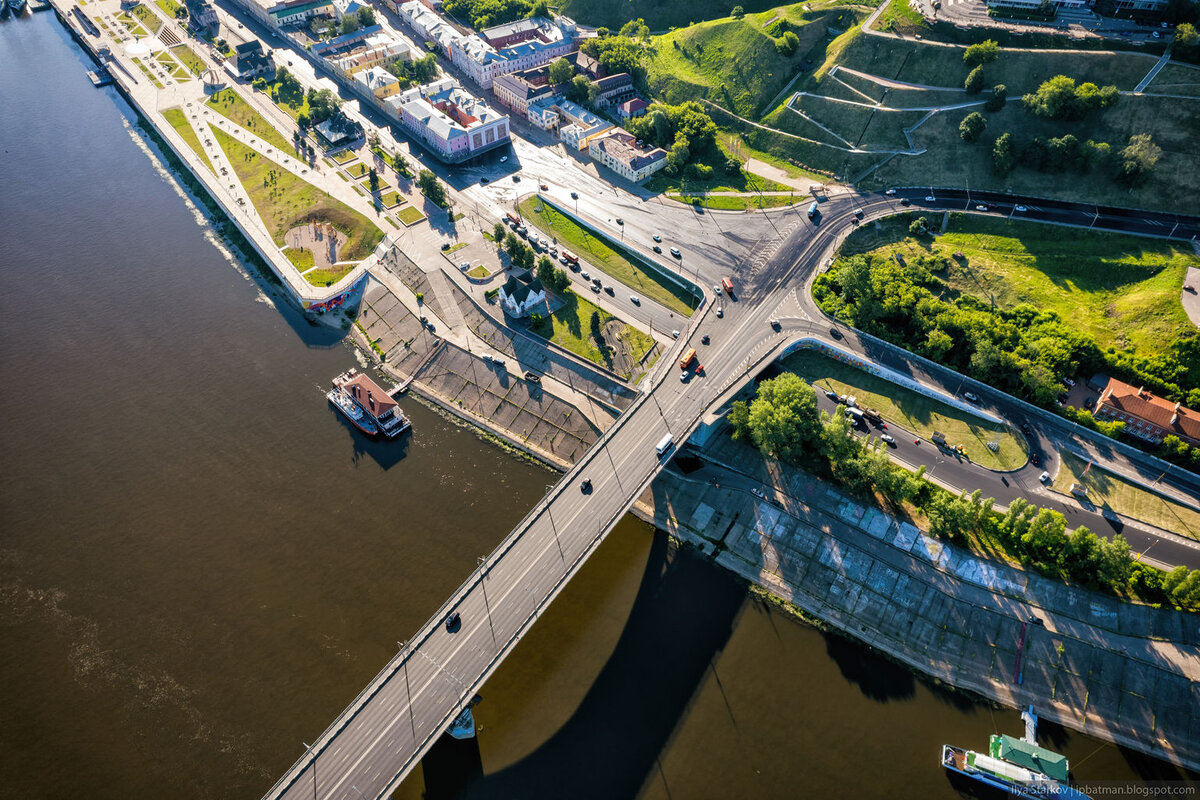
543,487,566,564
302,742,318,800
397,641,417,742
476,556,497,646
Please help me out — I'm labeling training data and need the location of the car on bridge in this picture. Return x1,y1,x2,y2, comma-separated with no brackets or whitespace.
881,434,896,446
963,392,980,403
670,248,681,258
445,611,461,631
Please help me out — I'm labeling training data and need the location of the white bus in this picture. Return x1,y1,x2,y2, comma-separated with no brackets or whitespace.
655,433,674,458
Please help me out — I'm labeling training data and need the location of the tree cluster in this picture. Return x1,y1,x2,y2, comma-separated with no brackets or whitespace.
988,129,1160,187
580,32,647,83
443,0,531,29
625,101,718,176
417,169,448,207
726,373,1178,602
385,53,439,89
535,254,570,294
503,231,536,271
958,111,987,142
1022,75,1119,120
306,88,341,124
963,39,1000,67
812,252,1200,411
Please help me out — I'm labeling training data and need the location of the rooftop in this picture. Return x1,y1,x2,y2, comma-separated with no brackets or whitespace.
1098,378,1200,442
591,128,667,171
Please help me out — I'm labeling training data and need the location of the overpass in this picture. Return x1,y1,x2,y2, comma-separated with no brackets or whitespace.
261,190,1200,800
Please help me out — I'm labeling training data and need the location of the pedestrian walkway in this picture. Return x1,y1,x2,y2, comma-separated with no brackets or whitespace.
1134,50,1173,93
639,437,1200,772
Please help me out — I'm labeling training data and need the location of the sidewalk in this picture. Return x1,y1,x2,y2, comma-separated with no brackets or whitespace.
635,434,1200,771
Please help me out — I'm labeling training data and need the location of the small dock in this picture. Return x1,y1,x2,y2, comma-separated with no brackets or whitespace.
30,0,52,11
87,67,113,87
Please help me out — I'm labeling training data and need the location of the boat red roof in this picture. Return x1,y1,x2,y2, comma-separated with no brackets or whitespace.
340,372,398,420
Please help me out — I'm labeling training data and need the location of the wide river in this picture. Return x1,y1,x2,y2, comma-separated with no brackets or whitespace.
0,14,1183,799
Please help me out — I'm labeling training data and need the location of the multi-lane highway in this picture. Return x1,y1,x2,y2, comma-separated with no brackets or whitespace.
261,184,1200,800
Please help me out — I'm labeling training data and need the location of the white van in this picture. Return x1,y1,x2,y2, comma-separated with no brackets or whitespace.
655,433,674,458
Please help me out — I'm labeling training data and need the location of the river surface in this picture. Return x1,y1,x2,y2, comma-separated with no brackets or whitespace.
0,14,1184,800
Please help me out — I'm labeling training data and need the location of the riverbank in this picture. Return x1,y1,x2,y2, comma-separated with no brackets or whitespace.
47,0,376,315
631,431,1200,773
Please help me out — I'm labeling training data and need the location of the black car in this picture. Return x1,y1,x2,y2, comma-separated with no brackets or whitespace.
570,191,578,199
525,371,541,383
652,245,662,253
1031,452,1041,466
1020,422,1033,435
445,611,461,632
830,327,842,339
899,198,910,206
701,334,710,345
480,177,489,184
825,390,838,401
512,175,520,182
581,478,592,494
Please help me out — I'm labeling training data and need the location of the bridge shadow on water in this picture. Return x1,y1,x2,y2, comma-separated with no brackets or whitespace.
420,532,748,800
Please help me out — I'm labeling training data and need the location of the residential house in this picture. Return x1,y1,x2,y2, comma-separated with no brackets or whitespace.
574,49,605,79
492,65,557,115
397,0,462,57
549,99,611,149
185,0,218,35
326,31,412,75
391,78,509,162
315,112,364,147
1093,378,1200,446
355,65,401,98
588,128,668,182
498,275,546,318
590,72,635,108
234,41,274,78
450,16,576,89
267,0,334,27
616,97,649,120
331,0,364,19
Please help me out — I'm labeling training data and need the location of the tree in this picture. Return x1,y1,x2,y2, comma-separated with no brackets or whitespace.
368,167,379,193
908,216,929,236
590,310,605,349
964,65,984,94
392,151,410,176
725,155,743,176
417,168,447,206
733,373,821,463
1176,22,1199,51
548,56,574,86
357,5,375,26
963,39,1000,66
1023,75,1118,120
985,83,1007,112
1115,133,1161,187
536,254,556,285
340,13,360,34
775,30,800,56
568,74,591,103
306,88,341,123
297,112,311,131
667,135,691,172
992,132,1015,176
959,111,987,142
492,221,507,247
731,5,745,18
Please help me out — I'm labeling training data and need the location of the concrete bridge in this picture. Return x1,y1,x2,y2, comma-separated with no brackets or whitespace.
261,190,1200,800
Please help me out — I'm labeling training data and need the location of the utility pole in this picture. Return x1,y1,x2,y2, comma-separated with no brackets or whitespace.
476,556,497,647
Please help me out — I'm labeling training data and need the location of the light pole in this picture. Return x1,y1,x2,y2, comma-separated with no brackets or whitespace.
476,556,497,646
303,741,318,800
543,487,566,564
604,440,623,491
396,641,417,742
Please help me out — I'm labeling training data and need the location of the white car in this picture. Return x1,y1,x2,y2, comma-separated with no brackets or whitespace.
713,284,722,294
881,434,896,445
751,487,766,498
653,234,662,242
500,156,508,163
630,295,640,305
975,204,988,211
1039,471,1051,483
964,392,980,403
925,195,936,202
1064,377,1076,388
670,248,681,258
671,330,680,338
459,262,470,271
716,306,724,318
885,188,896,196
1015,205,1028,212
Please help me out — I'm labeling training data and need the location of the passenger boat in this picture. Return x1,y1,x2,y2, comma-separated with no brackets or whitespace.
327,388,377,436
9,0,28,14
942,708,1090,799
332,368,410,438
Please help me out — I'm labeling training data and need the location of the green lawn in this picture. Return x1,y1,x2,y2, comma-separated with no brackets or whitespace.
264,77,311,121
213,129,384,271
304,265,357,286
559,0,791,30
206,89,294,153
645,2,864,120
528,291,628,369
645,150,794,194
1053,451,1200,541
332,149,359,165
467,265,491,278
118,13,150,37
162,107,215,175
131,57,163,88
169,44,206,77
873,0,929,36
782,349,1028,470
860,214,1197,355
519,197,697,316
446,241,468,254
130,3,161,33
1146,62,1200,98
380,191,404,208
284,247,315,271
155,0,181,16
396,205,426,226
667,192,800,209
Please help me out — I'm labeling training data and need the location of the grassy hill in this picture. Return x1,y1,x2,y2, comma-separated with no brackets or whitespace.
644,2,865,119
556,0,835,32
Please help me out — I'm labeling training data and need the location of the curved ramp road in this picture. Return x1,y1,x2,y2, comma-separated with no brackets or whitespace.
261,190,1200,800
